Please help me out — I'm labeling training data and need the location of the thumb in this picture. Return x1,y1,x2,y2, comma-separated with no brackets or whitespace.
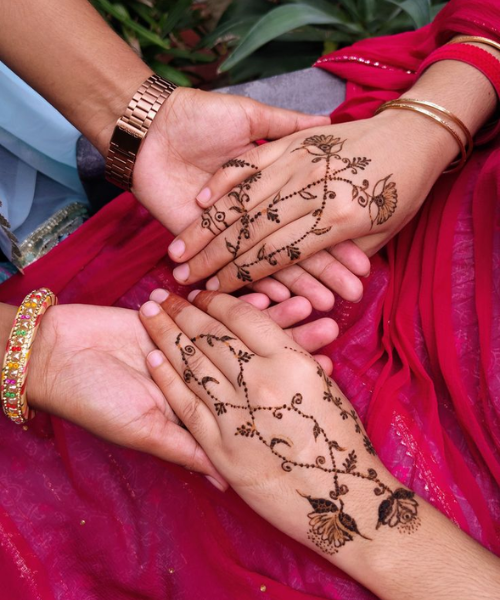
244,98,330,141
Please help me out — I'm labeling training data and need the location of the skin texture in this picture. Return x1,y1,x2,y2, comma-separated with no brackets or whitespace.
140,291,500,600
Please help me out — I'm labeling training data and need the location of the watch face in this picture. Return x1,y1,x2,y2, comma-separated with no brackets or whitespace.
112,121,145,156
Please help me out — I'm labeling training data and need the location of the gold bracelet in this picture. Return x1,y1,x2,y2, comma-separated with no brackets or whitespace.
375,99,471,173
1,289,57,424
448,35,500,54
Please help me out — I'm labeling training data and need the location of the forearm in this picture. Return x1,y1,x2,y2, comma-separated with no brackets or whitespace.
271,390,500,600
374,37,499,180
336,488,500,600
0,0,151,154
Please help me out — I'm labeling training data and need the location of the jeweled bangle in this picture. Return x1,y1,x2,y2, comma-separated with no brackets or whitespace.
1,288,57,424
105,74,178,191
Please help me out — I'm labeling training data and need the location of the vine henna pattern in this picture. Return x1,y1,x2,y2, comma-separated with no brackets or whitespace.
176,336,420,556
201,135,398,284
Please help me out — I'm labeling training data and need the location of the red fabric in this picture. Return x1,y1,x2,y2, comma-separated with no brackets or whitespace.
0,1,499,598
416,43,500,142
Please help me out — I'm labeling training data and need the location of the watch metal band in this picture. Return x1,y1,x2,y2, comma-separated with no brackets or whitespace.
105,75,178,190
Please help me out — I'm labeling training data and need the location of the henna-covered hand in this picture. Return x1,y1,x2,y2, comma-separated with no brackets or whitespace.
139,292,500,600
139,291,421,562
167,114,448,293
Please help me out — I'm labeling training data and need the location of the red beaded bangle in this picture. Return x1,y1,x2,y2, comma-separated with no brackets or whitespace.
416,43,500,144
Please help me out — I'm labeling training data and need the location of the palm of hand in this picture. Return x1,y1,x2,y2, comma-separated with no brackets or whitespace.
29,305,181,457
132,88,258,235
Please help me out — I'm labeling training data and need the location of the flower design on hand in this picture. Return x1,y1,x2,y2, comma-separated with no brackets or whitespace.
302,494,370,555
369,175,398,226
376,488,420,534
301,134,345,157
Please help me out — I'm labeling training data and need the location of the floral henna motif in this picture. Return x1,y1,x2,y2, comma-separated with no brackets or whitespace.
301,494,371,554
177,338,420,556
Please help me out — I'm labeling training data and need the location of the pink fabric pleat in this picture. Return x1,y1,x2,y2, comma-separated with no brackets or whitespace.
0,0,498,597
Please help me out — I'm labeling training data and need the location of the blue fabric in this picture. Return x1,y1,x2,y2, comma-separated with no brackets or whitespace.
0,63,88,262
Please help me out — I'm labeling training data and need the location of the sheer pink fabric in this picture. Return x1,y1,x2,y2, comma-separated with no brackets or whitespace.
0,1,498,597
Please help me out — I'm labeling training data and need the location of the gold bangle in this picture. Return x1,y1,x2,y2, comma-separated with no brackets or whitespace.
1,289,57,424
448,35,500,54
392,98,473,159
375,100,469,173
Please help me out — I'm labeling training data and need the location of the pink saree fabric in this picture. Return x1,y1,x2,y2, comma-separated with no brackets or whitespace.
0,1,498,597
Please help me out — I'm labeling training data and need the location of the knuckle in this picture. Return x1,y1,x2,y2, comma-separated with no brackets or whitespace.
182,394,202,427
194,243,221,275
225,299,258,323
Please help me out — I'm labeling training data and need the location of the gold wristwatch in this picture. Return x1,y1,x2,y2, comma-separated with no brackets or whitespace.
105,74,177,190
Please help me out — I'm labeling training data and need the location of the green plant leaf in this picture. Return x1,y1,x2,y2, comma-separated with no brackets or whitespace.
150,61,192,86
93,0,171,49
430,2,447,19
385,0,431,28
277,26,353,44
219,3,359,72
161,0,194,36
201,18,255,48
201,0,270,48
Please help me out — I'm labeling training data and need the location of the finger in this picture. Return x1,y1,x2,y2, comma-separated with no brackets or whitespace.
206,213,349,293
284,317,339,353
328,240,371,277
247,278,291,303
297,249,364,303
263,295,312,328
191,291,291,356
169,166,290,268
140,300,234,413
145,350,227,491
271,264,335,312
195,139,290,209
177,188,311,284
237,291,271,310
240,97,330,141
312,355,333,376
149,291,253,381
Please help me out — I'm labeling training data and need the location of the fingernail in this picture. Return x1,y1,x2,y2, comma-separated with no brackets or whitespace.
187,289,202,302
205,475,226,492
141,301,160,317
150,289,169,303
168,239,185,259
147,350,164,368
363,271,371,278
173,264,190,282
206,276,220,291
196,188,211,206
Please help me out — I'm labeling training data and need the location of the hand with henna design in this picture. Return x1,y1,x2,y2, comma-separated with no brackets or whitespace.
139,291,500,600
166,105,466,294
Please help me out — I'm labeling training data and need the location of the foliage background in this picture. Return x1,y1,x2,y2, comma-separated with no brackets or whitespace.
91,0,447,87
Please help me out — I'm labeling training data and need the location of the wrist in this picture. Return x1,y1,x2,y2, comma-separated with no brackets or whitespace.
371,109,457,175
88,66,154,156
25,303,59,413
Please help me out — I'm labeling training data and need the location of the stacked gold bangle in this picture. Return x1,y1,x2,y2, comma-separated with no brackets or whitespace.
1,289,57,424
375,98,473,173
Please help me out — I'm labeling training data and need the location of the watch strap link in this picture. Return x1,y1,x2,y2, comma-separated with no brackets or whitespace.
105,75,177,190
